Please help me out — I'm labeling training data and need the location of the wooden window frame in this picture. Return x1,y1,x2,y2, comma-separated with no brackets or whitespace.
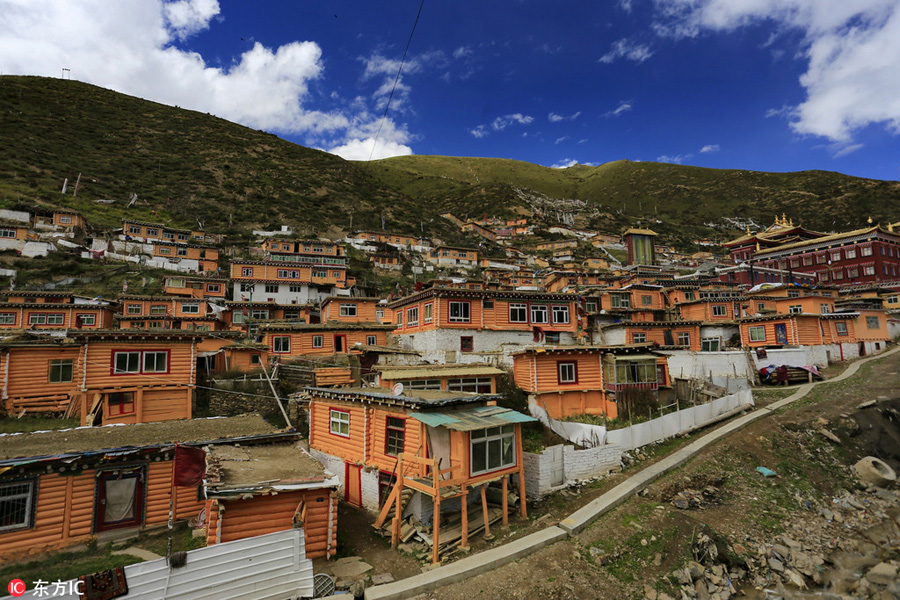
0,479,37,532
557,361,578,384
329,409,350,438
272,335,291,354
748,326,766,342
385,416,406,457
48,359,74,383
460,336,474,353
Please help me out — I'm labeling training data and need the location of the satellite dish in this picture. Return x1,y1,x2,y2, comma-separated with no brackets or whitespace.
392,383,404,396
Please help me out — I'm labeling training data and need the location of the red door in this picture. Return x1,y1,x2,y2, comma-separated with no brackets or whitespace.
95,467,145,532
345,463,362,507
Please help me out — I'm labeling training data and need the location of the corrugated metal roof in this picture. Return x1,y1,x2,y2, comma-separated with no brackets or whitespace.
409,405,536,431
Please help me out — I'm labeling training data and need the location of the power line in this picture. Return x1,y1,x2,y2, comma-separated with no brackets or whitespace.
368,0,425,162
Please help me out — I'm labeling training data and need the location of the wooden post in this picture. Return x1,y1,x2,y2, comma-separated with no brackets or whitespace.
459,485,469,549
391,454,404,548
481,485,493,540
432,493,441,564
517,426,528,518
501,476,509,527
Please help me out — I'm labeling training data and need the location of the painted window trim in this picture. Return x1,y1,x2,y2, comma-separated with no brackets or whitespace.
272,335,291,353
111,350,171,375
557,360,578,384
0,312,16,325
748,325,766,342
0,478,37,532
551,305,570,324
107,391,136,416
28,313,65,325
329,408,351,438
312,335,324,348
448,301,471,323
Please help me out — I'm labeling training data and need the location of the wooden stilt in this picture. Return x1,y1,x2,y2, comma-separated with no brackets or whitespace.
501,476,509,527
459,485,469,549
516,431,528,518
481,484,493,540
432,494,441,564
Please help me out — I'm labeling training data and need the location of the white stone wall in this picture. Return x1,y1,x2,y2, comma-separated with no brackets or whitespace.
231,282,335,305
0,239,25,252
666,350,755,380
398,328,577,368
0,209,31,223
523,443,624,499
751,346,829,370
21,241,55,258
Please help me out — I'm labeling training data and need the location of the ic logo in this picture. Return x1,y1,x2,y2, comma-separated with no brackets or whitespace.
7,579,26,597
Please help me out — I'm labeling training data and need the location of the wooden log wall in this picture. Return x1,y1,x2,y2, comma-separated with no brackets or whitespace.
309,401,366,462
211,489,337,559
369,409,423,473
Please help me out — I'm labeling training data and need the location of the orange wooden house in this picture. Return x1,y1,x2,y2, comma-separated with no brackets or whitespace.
204,438,340,559
0,330,202,423
0,292,116,330
305,386,535,563
260,322,395,357
513,345,669,419
320,296,385,323
163,275,229,299
0,415,275,560
117,294,225,331
374,364,504,394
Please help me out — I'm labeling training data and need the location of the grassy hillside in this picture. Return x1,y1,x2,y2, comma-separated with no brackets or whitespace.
2,75,897,249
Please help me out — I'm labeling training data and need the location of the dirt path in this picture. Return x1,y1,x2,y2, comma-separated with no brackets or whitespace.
324,350,899,599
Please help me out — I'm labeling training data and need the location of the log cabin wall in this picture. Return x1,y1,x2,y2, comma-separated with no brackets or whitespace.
0,456,204,560
309,400,367,463
204,489,337,558
2,346,82,413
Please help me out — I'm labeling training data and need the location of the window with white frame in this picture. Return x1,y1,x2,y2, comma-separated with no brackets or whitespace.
76,314,95,327
552,305,570,324
46,314,64,325
312,335,323,348
788,305,802,314
558,361,577,383
149,304,167,315
250,309,269,320
530,304,548,324
126,304,142,315
0,228,17,238
820,304,830,314
448,301,470,323
866,316,880,329
701,337,720,352
845,248,857,259
864,266,875,275
407,306,419,326
176,248,188,257
48,359,73,383
241,267,253,277
376,308,385,320
509,303,527,323
367,335,377,345
181,303,200,314
632,332,647,343
0,313,15,325
748,326,766,342
272,336,291,353
0,480,36,531
711,305,727,317
835,321,848,336
611,294,630,308
861,246,873,256
470,425,516,475
142,351,168,373
676,332,691,346
423,303,433,323
277,269,300,279
330,410,350,437
113,351,141,373
339,303,357,317
128,225,142,234
447,377,493,393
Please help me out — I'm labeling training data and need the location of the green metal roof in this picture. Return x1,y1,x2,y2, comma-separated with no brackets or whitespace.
409,405,536,431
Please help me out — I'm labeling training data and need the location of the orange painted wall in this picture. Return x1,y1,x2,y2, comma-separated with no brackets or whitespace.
0,459,204,560
624,325,702,350
856,310,890,341
321,299,380,323
394,296,578,334
309,401,367,463
3,346,81,412
532,390,615,419
230,262,346,287
266,329,388,357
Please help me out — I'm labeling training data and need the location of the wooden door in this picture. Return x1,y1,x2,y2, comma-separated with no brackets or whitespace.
334,335,347,353
345,463,362,507
95,467,144,531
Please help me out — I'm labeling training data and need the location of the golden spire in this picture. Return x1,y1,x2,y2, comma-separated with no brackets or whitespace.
788,217,794,226
756,242,761,252
746,226,751,236
867,216,873,225
781,213,787,225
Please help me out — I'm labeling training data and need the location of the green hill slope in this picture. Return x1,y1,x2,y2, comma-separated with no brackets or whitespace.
2,75,897,247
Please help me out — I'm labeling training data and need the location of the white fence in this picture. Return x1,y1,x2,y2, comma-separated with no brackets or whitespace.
529,388,755,452
2,529,315,600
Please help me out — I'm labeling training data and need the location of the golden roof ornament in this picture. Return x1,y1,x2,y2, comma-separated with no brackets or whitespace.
867,216,873,225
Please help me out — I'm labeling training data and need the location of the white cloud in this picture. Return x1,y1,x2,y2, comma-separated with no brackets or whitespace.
700,144,720,153
599,39,654,64
551,159,598,168
618,0,634,13
657,154,692,164
555,136,570,144
327,138,413,161
470,125,489,139
548,111,581,122
0,0,416,160
492,113,534,131
831,143,864,158
603,101,633,117
651,0,900,143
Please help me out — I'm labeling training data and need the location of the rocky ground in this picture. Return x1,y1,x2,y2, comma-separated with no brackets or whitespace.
316,350,900,599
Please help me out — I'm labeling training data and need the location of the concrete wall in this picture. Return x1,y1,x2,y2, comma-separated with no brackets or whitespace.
0,209,31,223
230,281,334,305
750,346,829,369
21,241,55,258
666,350,755,381
398,329,577,368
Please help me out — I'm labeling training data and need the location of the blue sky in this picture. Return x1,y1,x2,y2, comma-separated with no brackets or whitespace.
2,0,900,181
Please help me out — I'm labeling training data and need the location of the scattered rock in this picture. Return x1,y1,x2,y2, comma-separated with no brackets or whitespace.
819,429,841,444
865,562,898,586
768,557,784,572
